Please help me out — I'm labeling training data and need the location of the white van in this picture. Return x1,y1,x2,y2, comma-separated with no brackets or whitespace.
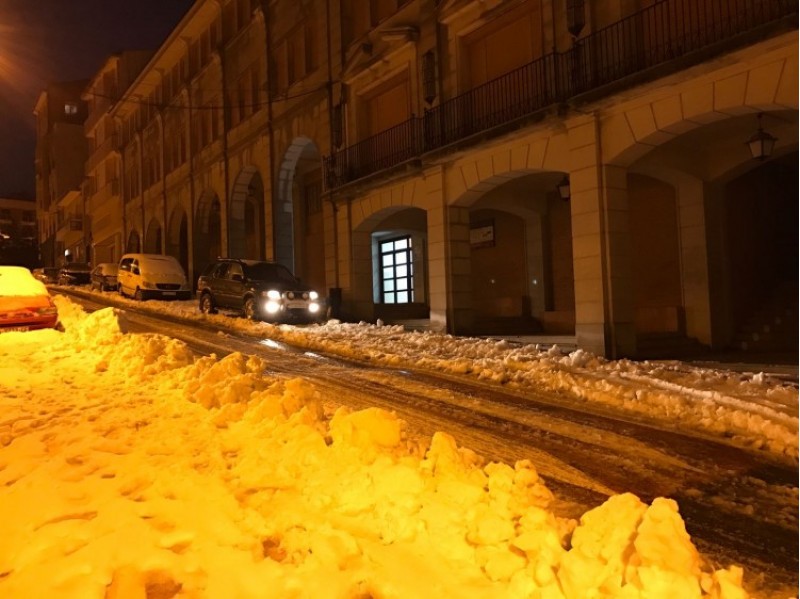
118,253,191,301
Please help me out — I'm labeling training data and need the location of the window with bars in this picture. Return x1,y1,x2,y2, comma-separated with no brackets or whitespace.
379,236,414,304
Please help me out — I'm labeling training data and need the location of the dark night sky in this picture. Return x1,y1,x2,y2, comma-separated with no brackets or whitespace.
0,0,195,197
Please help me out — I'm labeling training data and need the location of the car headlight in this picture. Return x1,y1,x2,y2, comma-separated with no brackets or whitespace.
308,302,320,313
266,289,281,300
142,280,156,289
265,300,281,314
309,291,319,300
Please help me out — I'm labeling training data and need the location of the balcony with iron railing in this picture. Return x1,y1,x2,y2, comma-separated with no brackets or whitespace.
324,0,797,189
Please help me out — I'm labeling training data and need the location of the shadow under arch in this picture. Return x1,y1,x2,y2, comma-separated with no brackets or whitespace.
166,205,189,277
229,166,265,260
193,190,222,281
144,218,162,254
274,136,324,288
125,230,141,254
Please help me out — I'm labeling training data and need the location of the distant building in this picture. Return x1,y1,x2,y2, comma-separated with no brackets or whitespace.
0,195,38,267
33,80,89,266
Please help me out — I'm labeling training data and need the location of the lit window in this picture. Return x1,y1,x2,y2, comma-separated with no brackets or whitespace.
380,236,414,304
64,103,78,115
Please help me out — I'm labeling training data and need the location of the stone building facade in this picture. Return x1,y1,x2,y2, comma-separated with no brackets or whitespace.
69,0,798,358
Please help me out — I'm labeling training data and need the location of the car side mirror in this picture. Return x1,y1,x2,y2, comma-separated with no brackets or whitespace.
132,267,140,275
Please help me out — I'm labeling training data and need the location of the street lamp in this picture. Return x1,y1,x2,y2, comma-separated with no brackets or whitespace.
746,113,777,160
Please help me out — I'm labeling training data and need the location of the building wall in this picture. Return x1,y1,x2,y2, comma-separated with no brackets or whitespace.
70,0,797,358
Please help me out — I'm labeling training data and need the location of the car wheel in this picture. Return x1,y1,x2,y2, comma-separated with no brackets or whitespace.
243,297,258,320
134,288,144,301
199,293,217,314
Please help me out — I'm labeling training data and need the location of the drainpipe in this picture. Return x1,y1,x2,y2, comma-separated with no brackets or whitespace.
218,49,231,258
159,109,168,255
186,86,196,283
137,130,145,250
119,129,127,253
594,110,616,359
325,0,342,315
263,1,277,262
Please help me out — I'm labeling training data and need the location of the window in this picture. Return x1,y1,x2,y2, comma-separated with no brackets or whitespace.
64,103,78,115
225,262,243,280
380,236,414,304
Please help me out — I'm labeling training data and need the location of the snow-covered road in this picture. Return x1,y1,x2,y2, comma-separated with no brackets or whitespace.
67,290,798,593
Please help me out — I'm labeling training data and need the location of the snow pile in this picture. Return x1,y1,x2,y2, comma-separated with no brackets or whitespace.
238,319,800,459
0,299,752,597
86,290,797,460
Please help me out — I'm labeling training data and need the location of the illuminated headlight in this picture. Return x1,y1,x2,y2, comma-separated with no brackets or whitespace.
309,291,319,300
264,289,281,300
265,300,281,314
308,302,320,313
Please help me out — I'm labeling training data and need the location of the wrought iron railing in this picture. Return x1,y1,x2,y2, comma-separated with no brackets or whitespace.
324,0,796,189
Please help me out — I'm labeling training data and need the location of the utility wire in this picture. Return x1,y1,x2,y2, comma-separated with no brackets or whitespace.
83,82,329,112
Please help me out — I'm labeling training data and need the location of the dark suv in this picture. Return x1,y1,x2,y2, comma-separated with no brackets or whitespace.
197,258,325,323
58,262,92,285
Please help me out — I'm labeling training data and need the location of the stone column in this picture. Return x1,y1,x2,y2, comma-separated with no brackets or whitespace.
426,167,473,334
568,113,636,358
675,175,713,346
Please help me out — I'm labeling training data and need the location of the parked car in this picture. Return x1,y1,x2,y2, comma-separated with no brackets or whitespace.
90,262,119,291
118,253,191,301
197,258,324,323
0,266,59,332
58,262,92,286
32,267,60,284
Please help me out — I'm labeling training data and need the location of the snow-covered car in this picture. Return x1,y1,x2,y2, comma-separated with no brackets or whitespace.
58,262,92,286
197,258,324,323
90,262,119,291
118,253,192,301
32,267,60,284
0,266,60,332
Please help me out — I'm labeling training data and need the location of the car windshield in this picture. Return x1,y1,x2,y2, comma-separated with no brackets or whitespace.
101,264,118,275
140,257,182,275
243,262,299,284
63,263,91,272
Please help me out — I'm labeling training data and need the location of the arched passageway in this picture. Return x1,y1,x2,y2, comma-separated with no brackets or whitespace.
125,231,141,254
193,191,222,281
361,207,429,324
166,207,189,278
275,137,325,291
144,219,162,254
229,167,264,260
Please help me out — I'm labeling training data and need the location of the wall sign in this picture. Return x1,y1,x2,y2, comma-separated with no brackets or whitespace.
470,220,495,248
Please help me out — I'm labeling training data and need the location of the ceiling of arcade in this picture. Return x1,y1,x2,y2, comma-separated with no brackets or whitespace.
630,109,798,185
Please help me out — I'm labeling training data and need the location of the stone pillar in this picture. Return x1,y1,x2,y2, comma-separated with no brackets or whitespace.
703,183,735,348
445,205,474,334
426,167,473,334
675,176,713,345
568,113,636,358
